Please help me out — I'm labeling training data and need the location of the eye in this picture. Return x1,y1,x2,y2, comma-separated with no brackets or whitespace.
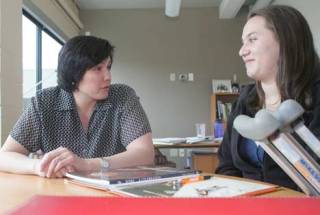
248,37,257,43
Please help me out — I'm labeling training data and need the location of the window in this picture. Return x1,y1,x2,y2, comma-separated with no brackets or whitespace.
22,15,37,98
22,11,63,101
42,31,61,89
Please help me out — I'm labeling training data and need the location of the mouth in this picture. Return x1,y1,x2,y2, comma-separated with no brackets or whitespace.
101,86,110,91
244,59,254,64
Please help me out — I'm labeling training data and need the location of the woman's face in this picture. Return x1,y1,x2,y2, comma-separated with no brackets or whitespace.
239,16,280,84
76,57,112,101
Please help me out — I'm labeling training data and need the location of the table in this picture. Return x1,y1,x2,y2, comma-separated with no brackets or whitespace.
154,141,221,172
154,141,220,149
0,172,305,213
0,172,111,213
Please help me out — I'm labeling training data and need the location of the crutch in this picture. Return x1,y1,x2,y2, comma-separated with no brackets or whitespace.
234,107,320,196
273,99,320,158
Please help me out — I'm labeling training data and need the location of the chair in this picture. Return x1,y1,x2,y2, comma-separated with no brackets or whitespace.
154,147,176,167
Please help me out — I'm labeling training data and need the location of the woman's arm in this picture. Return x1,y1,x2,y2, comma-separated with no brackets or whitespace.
85,132,154,172
104,132,154,168
0,136,71,178
40,133,154,176
0,95,47,176
215,129,242,176
215,101,242,177
308,82,320,138
0,136,36,175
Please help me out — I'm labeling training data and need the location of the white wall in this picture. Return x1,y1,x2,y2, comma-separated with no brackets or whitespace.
0,0,23,144
273,0,320,54
80,8,248,138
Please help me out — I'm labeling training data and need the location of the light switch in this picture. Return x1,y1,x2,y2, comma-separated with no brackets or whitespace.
170,73,176,81
178,74,188,81
188,73,194,81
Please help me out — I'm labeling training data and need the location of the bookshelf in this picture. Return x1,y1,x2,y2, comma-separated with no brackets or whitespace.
184,93,238,173
210,92,239,128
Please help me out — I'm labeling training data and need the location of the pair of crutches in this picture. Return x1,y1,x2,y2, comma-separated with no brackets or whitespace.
233,100,320,196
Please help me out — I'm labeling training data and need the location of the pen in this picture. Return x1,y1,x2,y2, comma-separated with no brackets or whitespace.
180,175,211,186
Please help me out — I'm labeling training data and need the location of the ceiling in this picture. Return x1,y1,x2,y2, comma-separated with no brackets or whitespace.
75,0,231,10
74,0,262,19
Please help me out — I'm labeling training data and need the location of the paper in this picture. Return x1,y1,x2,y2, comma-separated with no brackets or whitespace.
173,177,277,197
114,176,277,197
153,138,186,145
153,136,214,145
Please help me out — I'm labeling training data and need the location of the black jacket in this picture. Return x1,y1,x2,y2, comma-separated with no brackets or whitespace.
215,82,320,190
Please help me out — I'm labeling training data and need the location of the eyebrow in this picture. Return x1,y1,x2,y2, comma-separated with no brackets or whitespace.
242,32,258,42
101,58,112,65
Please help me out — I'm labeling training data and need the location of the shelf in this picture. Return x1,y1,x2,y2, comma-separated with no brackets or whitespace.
210,92,239,127
213,92,239,96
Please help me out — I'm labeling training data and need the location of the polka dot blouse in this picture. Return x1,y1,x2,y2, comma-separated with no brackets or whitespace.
10,84,151,158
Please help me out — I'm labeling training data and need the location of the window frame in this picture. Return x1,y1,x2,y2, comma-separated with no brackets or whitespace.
23,10,64,92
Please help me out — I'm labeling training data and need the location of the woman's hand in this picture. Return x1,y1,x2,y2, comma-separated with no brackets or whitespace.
38,147,88,178
33,158,73,178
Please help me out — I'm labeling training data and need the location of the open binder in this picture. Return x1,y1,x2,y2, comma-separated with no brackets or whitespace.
234,99,320,196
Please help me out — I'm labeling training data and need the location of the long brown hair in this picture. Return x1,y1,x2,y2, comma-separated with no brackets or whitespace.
247,5,320,110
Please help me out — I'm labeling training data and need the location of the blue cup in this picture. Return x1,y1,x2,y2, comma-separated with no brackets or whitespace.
214,119,224,138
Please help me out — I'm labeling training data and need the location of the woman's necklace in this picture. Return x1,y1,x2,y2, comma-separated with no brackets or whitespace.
266,98,281,106
265,97,281,111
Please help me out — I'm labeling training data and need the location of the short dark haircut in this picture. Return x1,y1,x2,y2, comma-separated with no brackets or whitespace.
247,5,320,110
57,35,114,92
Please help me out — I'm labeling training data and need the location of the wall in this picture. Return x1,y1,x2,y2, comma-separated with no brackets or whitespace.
0,0,23,144
80,7,248,138
273,0,320,54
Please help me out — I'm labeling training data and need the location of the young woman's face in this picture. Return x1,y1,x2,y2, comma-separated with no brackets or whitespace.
239,16,280,84
77,57,112,101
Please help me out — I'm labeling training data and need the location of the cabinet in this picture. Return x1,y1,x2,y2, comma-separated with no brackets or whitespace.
210,92,239,127
192,152,219,173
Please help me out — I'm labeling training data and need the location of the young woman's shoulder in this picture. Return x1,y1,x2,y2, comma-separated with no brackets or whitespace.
239,83,256,98
312,79,320,94
108,84,138,105
109,83,136,98
34,87,61,103
36,86,60,97
234,83,256,106
33,87,72,111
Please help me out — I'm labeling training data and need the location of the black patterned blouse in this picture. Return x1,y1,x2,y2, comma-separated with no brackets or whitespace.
10,84,151,158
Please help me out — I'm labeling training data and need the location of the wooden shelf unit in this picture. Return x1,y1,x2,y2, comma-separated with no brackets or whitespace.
192,152,219,173
210,92,239,126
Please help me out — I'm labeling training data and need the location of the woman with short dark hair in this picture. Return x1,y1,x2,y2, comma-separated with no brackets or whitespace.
0,35,154,178
57,36,114,92
216,5,320,190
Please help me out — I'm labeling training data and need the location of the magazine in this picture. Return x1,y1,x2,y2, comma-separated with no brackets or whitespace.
153,136,214,145
114,176,278,197
65,166,199,189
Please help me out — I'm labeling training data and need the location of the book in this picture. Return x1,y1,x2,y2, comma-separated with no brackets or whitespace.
10,195,319,215
113,175,278,197
153,136,213,145
152,137,186,145
65,166,199,189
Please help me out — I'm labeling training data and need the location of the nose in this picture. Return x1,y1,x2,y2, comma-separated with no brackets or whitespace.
104,67,111,81
239,43,249,58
